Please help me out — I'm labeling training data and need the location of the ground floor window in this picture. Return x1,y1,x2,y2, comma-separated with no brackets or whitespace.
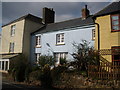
36,53,41,63
54,52,68,66
0,61,9,71
2,61,4,70
5,61,8,70
112,46,120,63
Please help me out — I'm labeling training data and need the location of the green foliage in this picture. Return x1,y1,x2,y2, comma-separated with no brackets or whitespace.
29,70,43,81
51,65,67,85
38,55,55,69
9,54,30,82
60,57,67,65
40,64,53,87
71,40,100,73
25,64,32,82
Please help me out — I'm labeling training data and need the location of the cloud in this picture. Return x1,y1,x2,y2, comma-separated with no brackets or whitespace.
2,2,110,25
56,14,76,22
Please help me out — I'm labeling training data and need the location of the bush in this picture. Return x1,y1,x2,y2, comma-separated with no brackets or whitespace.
71,40,100,73
51,65,67,84
60,58,67,65
29,70,43,81
9,54,30,82
40,64,53,87
38,55,55,69
25,64,32,82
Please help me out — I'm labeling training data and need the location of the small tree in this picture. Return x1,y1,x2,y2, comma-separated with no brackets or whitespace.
9,54,30,82
71,40,99,73
37,55,55,87
38,55,55,69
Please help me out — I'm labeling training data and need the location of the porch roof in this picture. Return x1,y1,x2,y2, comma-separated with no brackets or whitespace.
1,54,19,59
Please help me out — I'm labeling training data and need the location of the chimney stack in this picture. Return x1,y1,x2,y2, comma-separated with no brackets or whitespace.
42,7,55,24
81,5,90,20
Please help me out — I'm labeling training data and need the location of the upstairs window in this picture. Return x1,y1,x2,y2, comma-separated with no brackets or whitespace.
9,42,14,53
92,29,95,40
112,46,120,62
111,14,120,31
56,33,65,45
11,25,16,36
36,36,41,47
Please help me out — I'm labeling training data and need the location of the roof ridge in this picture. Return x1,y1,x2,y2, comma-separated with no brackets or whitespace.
2,13,42,27
47,17,82,26
47,15,93,26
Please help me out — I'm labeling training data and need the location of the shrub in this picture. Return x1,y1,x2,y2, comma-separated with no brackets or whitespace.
51,65,67,85
60,58,67,65
38,55,55,69
71,40,100,73
9,54,30,82
40,64,53,87
25,64,32,82
29,70,43,81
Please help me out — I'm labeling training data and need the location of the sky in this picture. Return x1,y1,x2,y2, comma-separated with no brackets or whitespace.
2,2,112,26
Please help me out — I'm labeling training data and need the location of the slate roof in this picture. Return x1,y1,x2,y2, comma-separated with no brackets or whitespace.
2,14,43,27
93,1,120,18
33,15,94,34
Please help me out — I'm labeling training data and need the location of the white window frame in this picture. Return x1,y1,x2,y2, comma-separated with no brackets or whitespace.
56,33,65,45
36,53,41,63
11,25,16,37
36,36,41,47
54,52,67,66
9,42,14,53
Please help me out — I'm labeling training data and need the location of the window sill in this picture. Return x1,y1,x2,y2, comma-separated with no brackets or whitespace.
36,45,42,48
56,43,65,46
111,30,120,32
9,52,14,53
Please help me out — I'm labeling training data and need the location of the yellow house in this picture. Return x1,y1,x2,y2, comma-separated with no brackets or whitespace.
93,2,120,63
1,14,43,72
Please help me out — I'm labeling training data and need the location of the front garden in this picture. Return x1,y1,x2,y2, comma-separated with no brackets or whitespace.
3,40,120,88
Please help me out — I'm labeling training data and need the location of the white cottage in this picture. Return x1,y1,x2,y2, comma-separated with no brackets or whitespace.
30,5,95,65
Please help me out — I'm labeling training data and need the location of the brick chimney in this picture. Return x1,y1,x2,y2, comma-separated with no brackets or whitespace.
81,5,90,20
42,7,55,24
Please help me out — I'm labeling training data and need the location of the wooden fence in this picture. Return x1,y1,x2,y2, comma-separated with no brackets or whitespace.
88,62,120,80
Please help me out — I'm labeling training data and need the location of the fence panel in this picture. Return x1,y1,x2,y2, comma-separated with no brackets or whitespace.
88,64,120,80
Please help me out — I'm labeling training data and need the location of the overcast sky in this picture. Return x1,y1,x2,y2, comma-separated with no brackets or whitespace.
2,2,111,26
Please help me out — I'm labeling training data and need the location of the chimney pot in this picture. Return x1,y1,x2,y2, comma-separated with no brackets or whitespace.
85,5,87,9
81,5,90,20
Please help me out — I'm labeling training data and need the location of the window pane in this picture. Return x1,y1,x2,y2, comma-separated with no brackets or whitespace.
11,25,16,36
57,34,60,43
112,16,119,20
114,55,120,60
112,20,119,25
36,36,41,46
61,34,64,42
112,26,119,30
5,61,8,70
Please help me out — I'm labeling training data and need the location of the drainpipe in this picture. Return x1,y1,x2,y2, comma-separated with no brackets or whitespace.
94,22,100,65
95,23,100,51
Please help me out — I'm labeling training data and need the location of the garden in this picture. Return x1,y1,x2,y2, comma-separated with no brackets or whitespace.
4,40,120,88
